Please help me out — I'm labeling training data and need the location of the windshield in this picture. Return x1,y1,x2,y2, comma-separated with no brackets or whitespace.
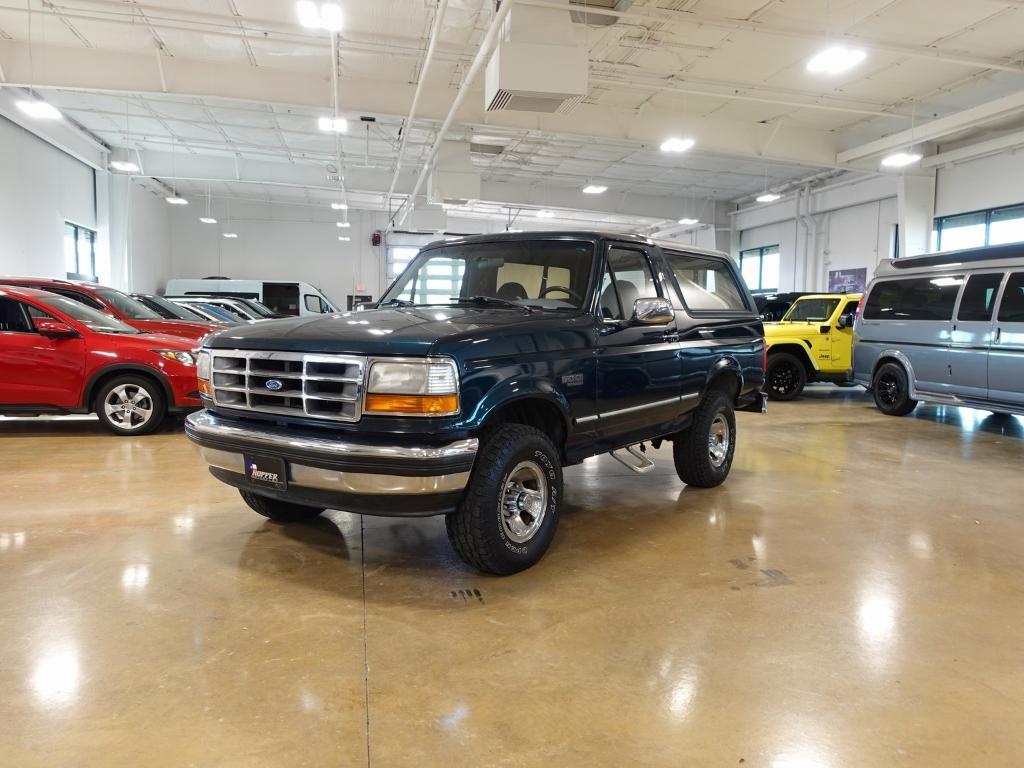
783,298,840,322
37,294,138,334
237,298,277,317
197,303,244,322
96,288,162,320
381,240,595,310
141,295,204,321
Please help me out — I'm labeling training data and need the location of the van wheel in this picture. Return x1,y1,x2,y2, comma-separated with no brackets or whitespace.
872,362,917,416
673,390,736,488
94,375,166,436
239,490,324,522
766,353,806,400
445,424,562,575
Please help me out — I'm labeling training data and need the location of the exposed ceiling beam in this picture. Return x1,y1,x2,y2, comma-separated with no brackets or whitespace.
837,90,1024,163
0,86,108,168
922,129,1024,168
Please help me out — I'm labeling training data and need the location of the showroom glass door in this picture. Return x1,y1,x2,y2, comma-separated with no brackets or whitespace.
989,272,1024,406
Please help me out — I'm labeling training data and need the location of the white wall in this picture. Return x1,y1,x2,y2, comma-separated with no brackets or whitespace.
934,150,1024,217
0,115,96,278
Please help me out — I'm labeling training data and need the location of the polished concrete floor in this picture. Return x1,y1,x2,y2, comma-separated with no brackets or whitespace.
2,387,1024,767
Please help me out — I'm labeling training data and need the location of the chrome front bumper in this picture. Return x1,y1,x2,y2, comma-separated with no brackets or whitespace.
185,410,477,498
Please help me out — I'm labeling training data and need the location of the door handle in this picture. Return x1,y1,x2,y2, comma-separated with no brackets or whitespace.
996,327,1002,342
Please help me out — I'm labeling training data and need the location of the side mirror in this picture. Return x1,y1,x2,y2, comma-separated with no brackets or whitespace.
837,313,855,329
33,317,78,339
632,297,674,325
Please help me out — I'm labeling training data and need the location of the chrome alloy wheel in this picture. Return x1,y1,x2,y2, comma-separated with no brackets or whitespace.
103,384,155,430
500,460,549,544
708,412,731,468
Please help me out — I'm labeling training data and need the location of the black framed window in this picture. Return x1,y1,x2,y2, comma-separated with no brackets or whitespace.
934,204,1024,252
739,245,780,292
64,222,97,281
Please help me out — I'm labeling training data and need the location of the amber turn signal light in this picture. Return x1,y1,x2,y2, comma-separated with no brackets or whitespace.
364,394,458,415
198,379,213,397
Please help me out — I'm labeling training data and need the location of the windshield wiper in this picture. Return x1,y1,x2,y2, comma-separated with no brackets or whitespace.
378,298,415,308
449,296,532,312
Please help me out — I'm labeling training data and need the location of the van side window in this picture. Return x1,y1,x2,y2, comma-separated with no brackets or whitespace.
864,276,963,321
958,273,1004,322
998,273,1024,322
664,251,748,311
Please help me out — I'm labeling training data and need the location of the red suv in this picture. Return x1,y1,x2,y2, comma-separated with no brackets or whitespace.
0,277,219,341
0,286,203,435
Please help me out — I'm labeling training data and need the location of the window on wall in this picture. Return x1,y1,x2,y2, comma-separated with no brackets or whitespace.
387,246,421,280
739,245,780,292
64,222,98,281
934,204,1024,251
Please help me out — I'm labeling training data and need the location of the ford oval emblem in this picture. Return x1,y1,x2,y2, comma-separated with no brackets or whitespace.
265,379,283,391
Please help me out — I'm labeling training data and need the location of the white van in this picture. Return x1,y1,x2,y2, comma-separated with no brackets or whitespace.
163,278,337,317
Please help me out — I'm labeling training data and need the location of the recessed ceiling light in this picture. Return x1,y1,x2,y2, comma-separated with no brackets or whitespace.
331,202,348,210
199,217,217,224
318,116,348,133
660,137,695,153
880,151,923,168
338,235,351,241
165,196,188,205
297,1,342,31
16,99,62,120
536,210,555,218
806,45,866,75
336,221,351,228
582,184,608,194
109,160,140,173
756,193,782,203
678,218,699,226
223,232,238,238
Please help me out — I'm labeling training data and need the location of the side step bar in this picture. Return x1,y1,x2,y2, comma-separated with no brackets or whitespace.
609,443,656,474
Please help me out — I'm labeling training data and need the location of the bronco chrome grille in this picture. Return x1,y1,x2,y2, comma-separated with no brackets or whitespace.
208,350,365,422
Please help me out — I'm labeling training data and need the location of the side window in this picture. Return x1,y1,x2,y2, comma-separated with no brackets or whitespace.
863,276,962,321
304,294,324,313
664,251,748,311
841,300,860,316
998,272,1024,323
958,273,1004,322
0,298,34,333
600,247,659,320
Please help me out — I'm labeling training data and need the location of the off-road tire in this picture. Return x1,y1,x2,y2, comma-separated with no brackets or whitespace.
673,390,736,488
239,489,325,522
766,352,807,401
446,424,562,575
872,362,918,416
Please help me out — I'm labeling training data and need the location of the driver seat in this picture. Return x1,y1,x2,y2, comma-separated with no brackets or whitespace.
496,282,528,301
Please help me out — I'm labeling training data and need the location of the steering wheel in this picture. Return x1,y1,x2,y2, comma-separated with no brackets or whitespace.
539,285,583,303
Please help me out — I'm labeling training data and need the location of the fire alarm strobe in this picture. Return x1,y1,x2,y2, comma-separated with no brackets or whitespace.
371,231,382,247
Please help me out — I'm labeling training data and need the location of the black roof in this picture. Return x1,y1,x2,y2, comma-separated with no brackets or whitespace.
420,230,729,261
891,241,1024,270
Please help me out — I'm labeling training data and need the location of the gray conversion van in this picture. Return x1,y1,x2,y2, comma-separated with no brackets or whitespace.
853,242,1024,417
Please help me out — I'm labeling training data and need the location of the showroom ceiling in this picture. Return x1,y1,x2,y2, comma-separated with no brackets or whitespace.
0,0,1022,220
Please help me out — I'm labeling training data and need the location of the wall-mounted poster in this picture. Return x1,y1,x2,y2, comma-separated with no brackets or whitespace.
828,268,867,294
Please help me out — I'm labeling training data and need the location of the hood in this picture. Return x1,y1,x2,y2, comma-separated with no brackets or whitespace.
100,330,200,351
203,307,575,355
763,320,823,337
128,319,219,341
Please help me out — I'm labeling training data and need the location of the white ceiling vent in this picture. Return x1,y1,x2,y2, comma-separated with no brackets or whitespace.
485,2,588,115
429,141,481,206
568,0,633,26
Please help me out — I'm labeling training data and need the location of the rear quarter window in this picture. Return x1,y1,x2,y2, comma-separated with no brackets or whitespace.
863,276,963,321
663,251,749,312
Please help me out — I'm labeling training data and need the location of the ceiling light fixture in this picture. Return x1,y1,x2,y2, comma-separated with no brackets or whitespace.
336,221,351,228
536,210,555,218
756,193,782,203
297,1,343,31
806,45,867,75
109,160,139,173
880,151,923,168
678,218,699,226
165,196,188,205
16,99,62,120
331,202,348,210
660,137,695,153
318,116,348,133
338,236,351,241
582,184,608,194
199,217,217,224
223,232,238,239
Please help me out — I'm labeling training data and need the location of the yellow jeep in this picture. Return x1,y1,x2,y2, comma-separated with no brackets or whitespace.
764,293,863,400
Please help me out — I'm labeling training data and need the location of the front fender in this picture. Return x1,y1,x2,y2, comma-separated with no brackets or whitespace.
467,377,573,432
766,335,821,371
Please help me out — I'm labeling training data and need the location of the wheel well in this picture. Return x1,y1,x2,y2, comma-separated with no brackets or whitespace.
482,398,568,458
768,344,814,376
83,366,171,411
705,370,740,402
871,355,909,384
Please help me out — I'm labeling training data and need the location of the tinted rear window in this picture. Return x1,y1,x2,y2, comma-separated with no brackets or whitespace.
957,273,1003,322
999,272,1024,322
664,251,748,311
864,276,963,321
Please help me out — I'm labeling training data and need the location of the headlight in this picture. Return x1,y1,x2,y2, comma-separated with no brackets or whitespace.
196,350,212,381
364,359,459,416
153,350,196,366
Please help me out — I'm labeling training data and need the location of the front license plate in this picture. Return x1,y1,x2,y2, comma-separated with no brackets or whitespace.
244,454,288,491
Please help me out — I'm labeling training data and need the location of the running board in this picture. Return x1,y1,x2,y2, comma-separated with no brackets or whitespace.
609,443,655,474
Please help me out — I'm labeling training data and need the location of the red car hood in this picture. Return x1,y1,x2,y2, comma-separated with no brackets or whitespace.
126,319,218,341
112,331,202,352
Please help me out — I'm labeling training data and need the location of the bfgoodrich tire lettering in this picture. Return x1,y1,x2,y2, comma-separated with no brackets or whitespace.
446,424,562,575
673,390,737,488
239,490,325,522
